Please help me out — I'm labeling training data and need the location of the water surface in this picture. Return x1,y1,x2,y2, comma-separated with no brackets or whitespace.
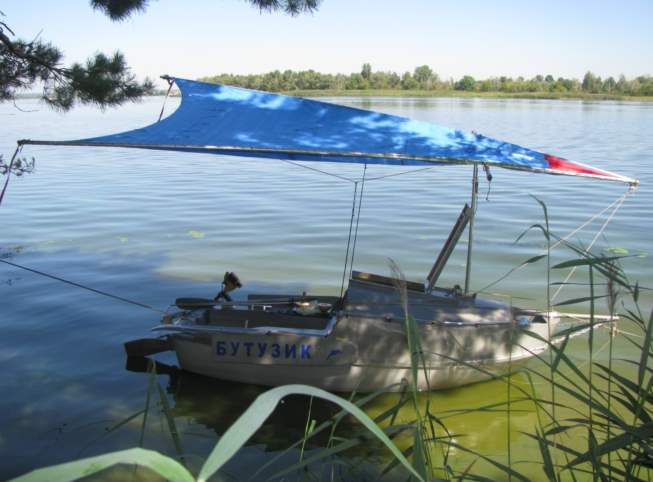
1,96,651,480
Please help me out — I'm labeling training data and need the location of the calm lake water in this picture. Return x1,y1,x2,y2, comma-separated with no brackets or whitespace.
1,95,652,480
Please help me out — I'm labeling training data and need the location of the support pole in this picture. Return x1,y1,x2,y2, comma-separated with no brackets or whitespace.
157,76,175,122
0,143,23,208
464,163,478,295
340,181,359,299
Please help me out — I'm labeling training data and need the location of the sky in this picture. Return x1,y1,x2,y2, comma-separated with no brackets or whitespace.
5,0,653,89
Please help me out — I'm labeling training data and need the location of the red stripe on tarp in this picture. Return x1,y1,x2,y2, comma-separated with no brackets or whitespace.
545,154,613,178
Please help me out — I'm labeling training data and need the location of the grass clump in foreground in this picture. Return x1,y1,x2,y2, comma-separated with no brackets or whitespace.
9,202,653,481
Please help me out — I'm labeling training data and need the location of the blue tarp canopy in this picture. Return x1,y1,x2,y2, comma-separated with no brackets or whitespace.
21,77,636,184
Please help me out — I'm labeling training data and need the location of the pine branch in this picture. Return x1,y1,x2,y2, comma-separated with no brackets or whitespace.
1,0,321,111
89,0,150,21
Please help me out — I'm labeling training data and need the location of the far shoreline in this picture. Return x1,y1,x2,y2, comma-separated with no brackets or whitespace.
281,89,653,102
13,90,653,103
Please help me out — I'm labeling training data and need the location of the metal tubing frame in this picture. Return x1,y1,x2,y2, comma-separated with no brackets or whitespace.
464,164,478,295
16,139,638,185
152,314,338,338
426,203,471,293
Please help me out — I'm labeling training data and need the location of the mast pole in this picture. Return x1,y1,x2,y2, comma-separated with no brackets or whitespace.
464,163,478,295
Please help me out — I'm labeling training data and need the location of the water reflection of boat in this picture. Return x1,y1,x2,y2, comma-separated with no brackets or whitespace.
18,77,637,392
126,356,397,481
127,356,340,447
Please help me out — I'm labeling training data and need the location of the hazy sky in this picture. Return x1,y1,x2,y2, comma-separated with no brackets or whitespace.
6,0,653,88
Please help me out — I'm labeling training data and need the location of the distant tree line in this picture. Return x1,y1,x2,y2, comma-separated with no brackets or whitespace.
201,64,653,96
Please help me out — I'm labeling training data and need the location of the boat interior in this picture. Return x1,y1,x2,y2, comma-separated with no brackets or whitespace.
169,266,511,333
167,203,514,330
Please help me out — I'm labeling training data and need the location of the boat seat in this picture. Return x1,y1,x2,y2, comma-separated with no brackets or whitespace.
350,270,424,292
247,294,341,305
205,308,331,331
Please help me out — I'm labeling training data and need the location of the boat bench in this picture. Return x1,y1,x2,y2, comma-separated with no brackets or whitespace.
351,270,424,292
204,308,331,331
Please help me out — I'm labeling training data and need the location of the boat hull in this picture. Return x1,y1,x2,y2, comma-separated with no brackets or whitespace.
171,316,554,392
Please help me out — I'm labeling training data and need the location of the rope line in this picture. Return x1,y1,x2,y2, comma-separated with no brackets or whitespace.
0,258,166,314
277,159,437,184
476,188,632,295
275,159,440,297
366,166,435,181
548,192,627,253
278,158,355,183
340,181,359,298
349,163,367,279
551,189,630,301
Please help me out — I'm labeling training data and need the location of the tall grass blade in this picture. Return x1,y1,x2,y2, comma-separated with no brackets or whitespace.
156,375,186,465
268,437,361,481
531,196,558,449
552,255,632,270
198,384,425,482
299,396,315,463
556,241,632,291
477,253,548,293
103,409,146,435
326,388,357,450
638,307,653,388
534,428,558,482
588,428,608,482
606,307,616,480
524,432,648,482
564,424,653,468
7,448,195,482
455,459,477,482
514,223,550,244
381,443,415,477
522,330,595,391
247,383,404,481
412,425,429,482
388,259,437,477
139,359,157,447
551,333,570,373
437,398,533,418
445,441,530,482
553,294,608,307
589,266,595,438
596,364,650,411
272,428,416,482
